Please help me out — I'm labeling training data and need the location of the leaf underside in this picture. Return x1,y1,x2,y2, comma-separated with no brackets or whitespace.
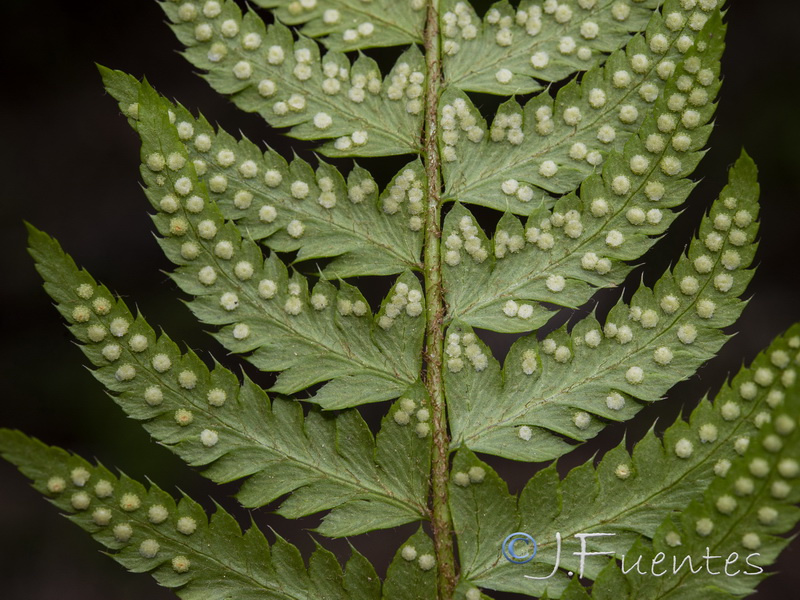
0,429,393,600
7,0,800,599
27,225,429,538
451,323,800,599
446,151,759,462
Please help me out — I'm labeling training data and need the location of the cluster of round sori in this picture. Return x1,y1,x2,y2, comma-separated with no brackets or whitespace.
378,282,424,330
400,543,436,572
497,176,535,209
662,334,800,553
493,226,525,259
346,172,378,204
502,298,537,322
334,292,370,318
560,20,713,173
240,277,323,319
490,109,525,148
385,61,426,116
445,331,489,373
527,204,597,262
381,167,426,231
440,0,642,63
144,117,331,337
145,131,239,264
320,59,379,99
69,280,225,451
452,465,487,487
520,348,539,376
556,190,753,435
440,97,485,163
284,0,426,45
392,396,430,438
45,463,199,575
151,114,395,335
444,215,488,266
441,2,478,56
523,46,716,262
540,336,573,366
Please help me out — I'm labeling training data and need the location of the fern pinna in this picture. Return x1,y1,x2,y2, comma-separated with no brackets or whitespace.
2,1,799,599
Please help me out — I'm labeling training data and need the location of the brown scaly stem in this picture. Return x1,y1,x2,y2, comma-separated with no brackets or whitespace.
421,1,456,598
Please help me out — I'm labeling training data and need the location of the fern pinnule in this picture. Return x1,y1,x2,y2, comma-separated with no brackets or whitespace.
446,151,758,462
0,428,387,600
450,323,800,598
25,225,429,538
164,0,427,156
444,10,725,334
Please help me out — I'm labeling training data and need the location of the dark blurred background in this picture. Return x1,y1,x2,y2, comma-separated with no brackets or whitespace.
1,1,799,598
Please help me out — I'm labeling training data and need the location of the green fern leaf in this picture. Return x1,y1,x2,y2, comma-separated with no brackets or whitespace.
5,0,800,598
443,14,723,335
102,68,424,278
0,428,381,600
446,152,758,460
450,322,800,598
443,1,720,215
118,79,425,407
162,0,425,156
26,225,429,536
441,0,660,94
382,529,439,600
251,0,427,51
589,330,800,599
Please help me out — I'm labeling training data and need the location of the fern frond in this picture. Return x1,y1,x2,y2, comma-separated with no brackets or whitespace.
251,0,426,51
446,151,758,460
102,68,423,278
162,0,424,156
26,225,429,536
8,0,798,597
449,322,800,599
442,0,660,94
443,0,721,215
118,79,425,407
0,429,382,600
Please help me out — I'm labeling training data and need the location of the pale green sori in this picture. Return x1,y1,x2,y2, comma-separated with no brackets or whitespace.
2,1,800,600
